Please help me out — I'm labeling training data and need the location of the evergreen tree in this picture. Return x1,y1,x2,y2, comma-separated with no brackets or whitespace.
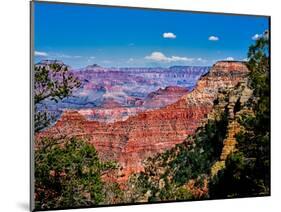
35,137,117,209
209,31,270,198
34,62,81,132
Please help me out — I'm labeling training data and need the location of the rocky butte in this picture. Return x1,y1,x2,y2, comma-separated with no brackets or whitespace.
37,61,249,183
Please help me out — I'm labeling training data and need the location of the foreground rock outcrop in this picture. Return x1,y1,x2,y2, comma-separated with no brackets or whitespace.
126,73,254,202
210,80,254,176
37,61,249,182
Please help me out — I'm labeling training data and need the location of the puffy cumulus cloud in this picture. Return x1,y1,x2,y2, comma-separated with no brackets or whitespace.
252,30,269,40
145,52,169,61
208,35,219,41
145,52,194,62
252,33,263,40
163,32,176,39
35,51,48,57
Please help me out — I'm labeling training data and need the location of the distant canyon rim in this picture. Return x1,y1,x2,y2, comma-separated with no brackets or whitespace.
37,61,209,123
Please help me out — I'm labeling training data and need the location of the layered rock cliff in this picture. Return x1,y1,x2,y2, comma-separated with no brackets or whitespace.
37,61,249,182
141,86,189,108
74,86,189,124
125,75,255,202
210,80,254,176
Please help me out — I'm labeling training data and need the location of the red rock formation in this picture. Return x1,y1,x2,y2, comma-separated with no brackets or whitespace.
76,86,189,124
37,61,249,183
141,86,189,108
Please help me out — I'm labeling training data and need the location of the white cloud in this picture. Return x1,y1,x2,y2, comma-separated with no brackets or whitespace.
225,57,234,61
56,54,82,59
212,57,235,64
208,36,219,41
170,56,193,62
145,52,194,62
35,51,48,57
252,30,269,40
89,56,96,59
163,32,176,39
145,52,168,61
34,51,84,59
252,33,262,40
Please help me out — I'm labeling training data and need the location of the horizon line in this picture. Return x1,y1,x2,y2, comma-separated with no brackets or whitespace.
35,59,247,70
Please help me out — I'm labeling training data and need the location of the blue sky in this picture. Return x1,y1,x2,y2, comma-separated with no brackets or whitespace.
34,2,269,68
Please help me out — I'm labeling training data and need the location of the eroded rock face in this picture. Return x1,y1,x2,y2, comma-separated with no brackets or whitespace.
73,86,189,124
37,61,249,183
141,86,189,108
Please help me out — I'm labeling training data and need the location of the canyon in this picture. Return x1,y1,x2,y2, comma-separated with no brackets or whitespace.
38,62,208,123
36,61,249,183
